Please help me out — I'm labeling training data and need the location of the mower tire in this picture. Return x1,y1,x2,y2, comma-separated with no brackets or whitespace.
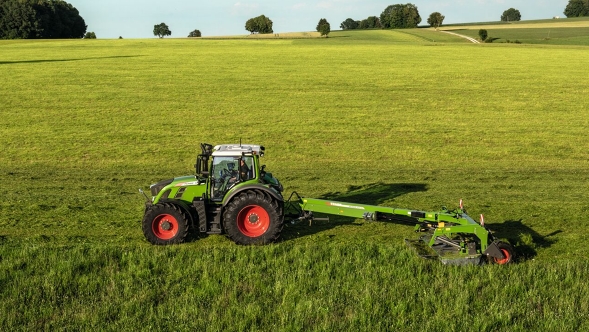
223,190,283,245
142,203,189,245
491,242,515,265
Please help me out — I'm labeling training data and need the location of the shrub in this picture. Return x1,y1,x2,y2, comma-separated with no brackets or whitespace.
478,29,488,41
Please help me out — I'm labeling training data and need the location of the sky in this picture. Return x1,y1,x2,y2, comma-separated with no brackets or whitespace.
73,0,570,39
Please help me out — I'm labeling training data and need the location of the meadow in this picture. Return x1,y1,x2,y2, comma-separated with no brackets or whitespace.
1,26,589,330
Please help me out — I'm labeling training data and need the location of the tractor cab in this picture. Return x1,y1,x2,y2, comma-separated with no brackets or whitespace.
197,144,268,201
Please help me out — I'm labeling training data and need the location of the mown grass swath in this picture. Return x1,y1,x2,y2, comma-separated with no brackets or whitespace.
1,23,589,330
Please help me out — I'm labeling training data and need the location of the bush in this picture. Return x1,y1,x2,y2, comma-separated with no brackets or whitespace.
84,32,96,39
478,29,488,41
188,29,201,37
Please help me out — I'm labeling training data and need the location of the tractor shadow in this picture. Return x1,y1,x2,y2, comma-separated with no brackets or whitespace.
488,219,561,262
281,182,427,241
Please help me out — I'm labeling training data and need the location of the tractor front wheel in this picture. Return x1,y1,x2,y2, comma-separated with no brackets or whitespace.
492,242,515,265
142,203,189,245
223,191,283,245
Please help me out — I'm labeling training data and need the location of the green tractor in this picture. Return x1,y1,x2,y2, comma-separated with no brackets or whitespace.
141,143,515,265
140,143,285,245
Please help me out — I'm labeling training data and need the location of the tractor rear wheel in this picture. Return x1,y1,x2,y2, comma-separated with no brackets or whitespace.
223,190,283,245
492,242,515,265
142,203,189,245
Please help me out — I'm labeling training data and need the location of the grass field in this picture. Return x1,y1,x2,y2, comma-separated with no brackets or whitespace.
1,26,589,330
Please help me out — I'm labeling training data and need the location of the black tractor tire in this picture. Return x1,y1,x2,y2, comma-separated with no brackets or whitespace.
142,203,189,245
223,190,283,245
491,242,515,265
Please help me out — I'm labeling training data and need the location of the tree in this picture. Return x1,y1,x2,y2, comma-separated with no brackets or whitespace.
380,3,421,29
84,31,96,39
501,8,522,22
316,18,328,32
0,0,86,39
427,12,445,29
188,29,201,37
340,18,359,30
564,0,589,17
153,23,171,38
478,29,488,41
316,18,330,37
365,16,381,29
245,15,273,34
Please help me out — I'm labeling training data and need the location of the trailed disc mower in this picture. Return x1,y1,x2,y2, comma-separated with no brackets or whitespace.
140,143,514,265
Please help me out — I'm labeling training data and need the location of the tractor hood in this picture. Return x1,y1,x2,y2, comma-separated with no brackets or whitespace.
149,175,198,196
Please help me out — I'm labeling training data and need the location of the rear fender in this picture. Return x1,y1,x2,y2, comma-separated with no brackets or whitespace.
222,184,284,207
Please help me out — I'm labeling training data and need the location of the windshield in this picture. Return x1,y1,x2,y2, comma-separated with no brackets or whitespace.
211,156,255,199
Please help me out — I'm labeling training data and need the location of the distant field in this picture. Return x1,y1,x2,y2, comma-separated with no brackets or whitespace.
204,31,322,39
439,17,589,44
1,29,589,330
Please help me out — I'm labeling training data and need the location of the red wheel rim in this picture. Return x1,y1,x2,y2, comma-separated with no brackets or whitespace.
152,213,179,240
237,205,270,237
494,248,511,265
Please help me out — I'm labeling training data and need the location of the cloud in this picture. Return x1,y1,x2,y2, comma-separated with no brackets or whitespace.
316,1,333,9
232,2,259,16
292,2,306,10
233,2,259,9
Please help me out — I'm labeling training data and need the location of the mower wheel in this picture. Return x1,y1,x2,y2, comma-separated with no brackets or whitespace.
223,190,283,245
492,242,515,265
142,203,189,245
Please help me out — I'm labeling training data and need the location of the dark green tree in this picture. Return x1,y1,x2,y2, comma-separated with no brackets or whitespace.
478,29,488,41
359,16,381,29
188,29,201,37
564,0,589,17
501,8,522,21
84,31,96,39
245,18,255,33
340,18,359,30
359,19,368,29
316,18,330,37
0,1,38,39
0,0,86,39
245,15,273,34
427,12,445,29
153,22,171,38
380,4,402,28
365,16,381,28
380,3,421,29
316,18,328,32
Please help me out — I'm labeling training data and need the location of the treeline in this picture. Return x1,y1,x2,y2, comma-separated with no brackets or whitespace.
0,0,86,39
341,3,421,30
340,16,381,30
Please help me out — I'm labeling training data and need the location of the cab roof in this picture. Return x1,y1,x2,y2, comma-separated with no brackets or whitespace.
212,144,265,157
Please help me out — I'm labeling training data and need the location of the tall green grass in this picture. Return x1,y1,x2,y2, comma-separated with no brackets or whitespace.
1,33,589,330
2,241,589,330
